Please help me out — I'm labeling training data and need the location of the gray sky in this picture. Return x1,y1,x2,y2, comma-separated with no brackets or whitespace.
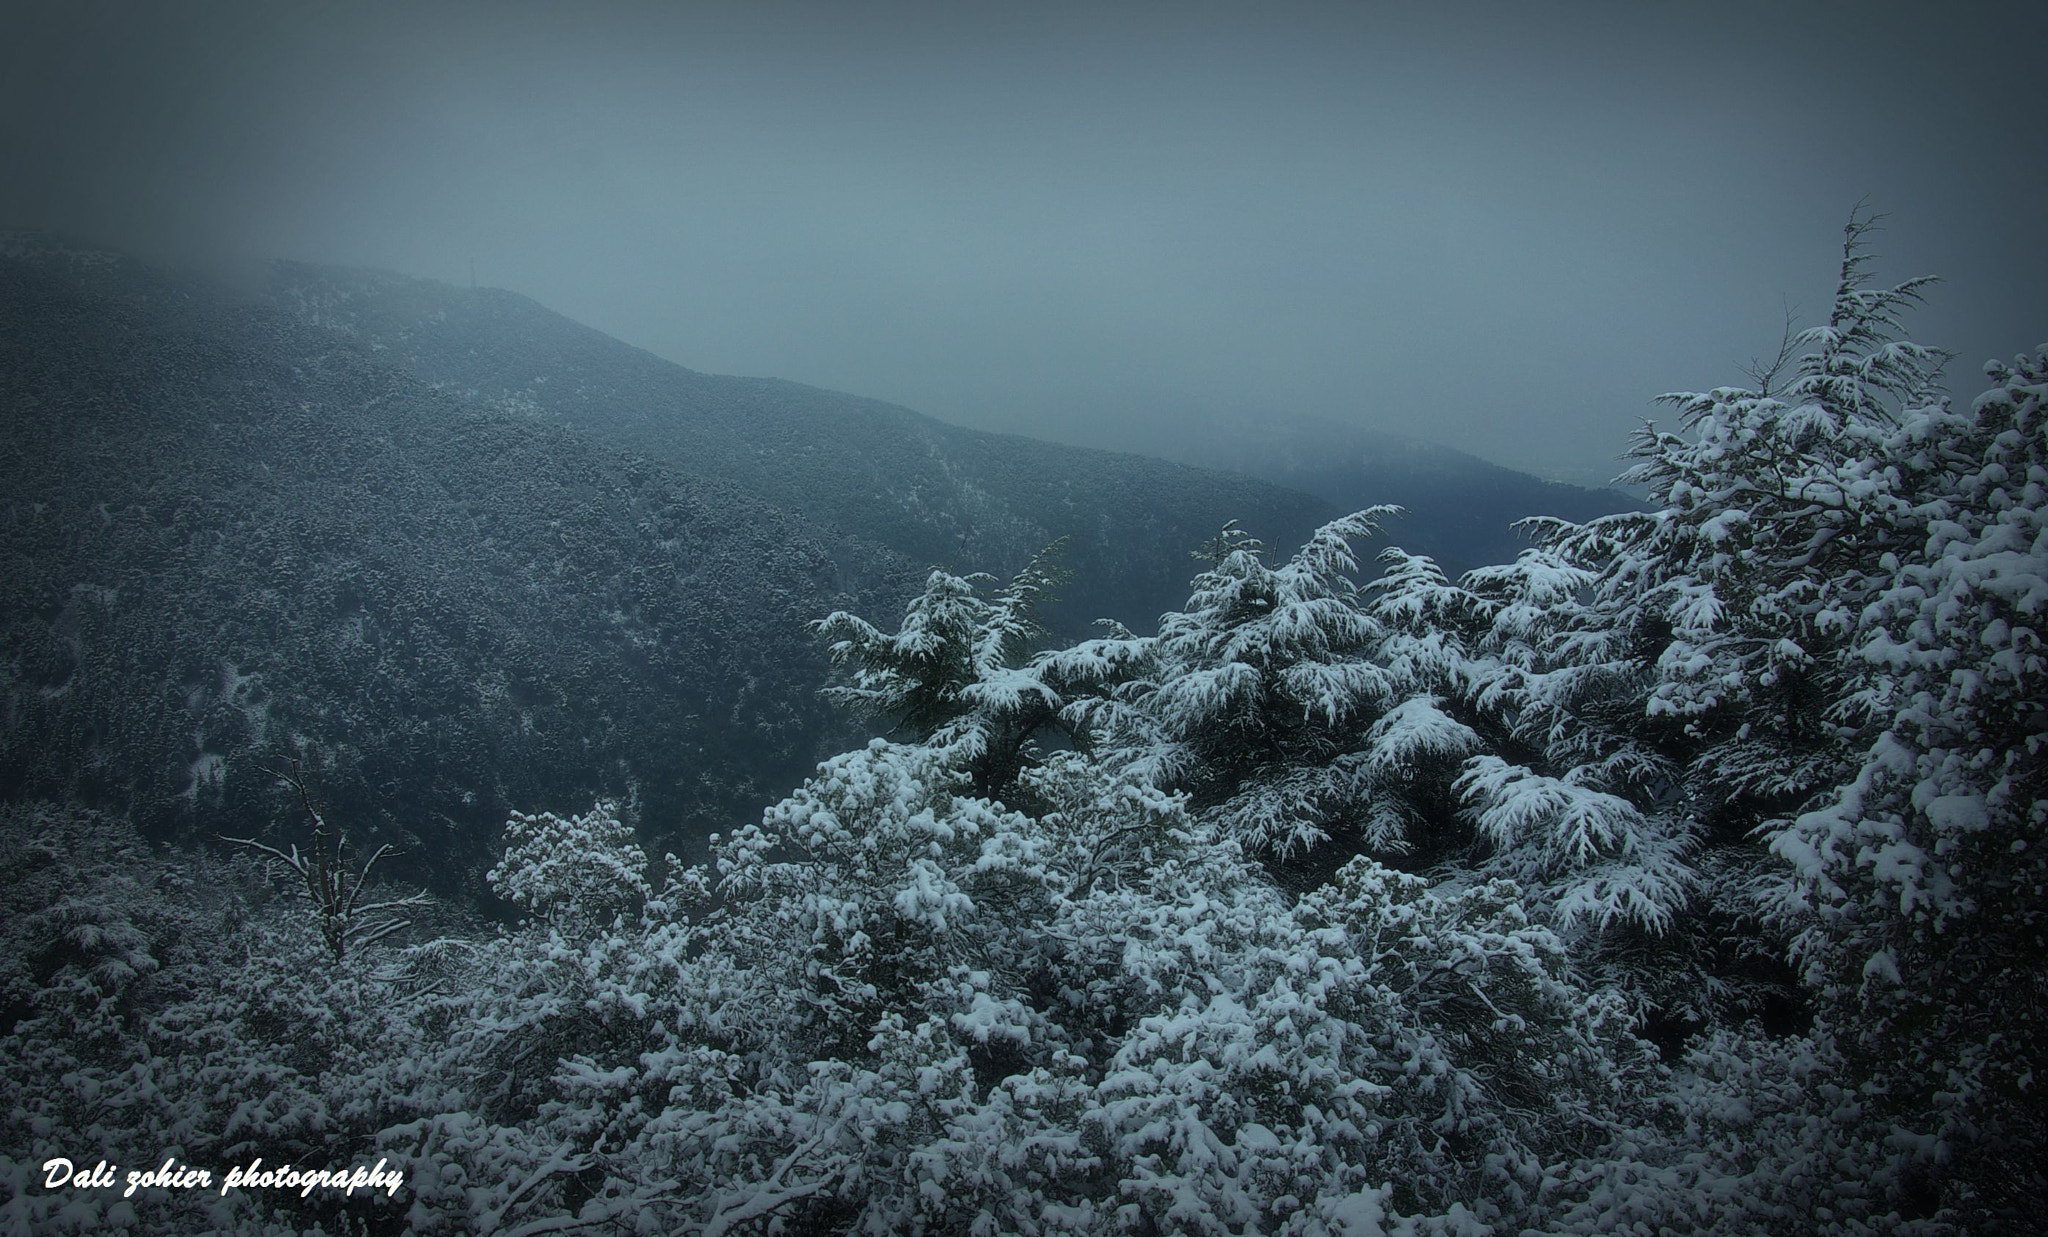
6,1,2042,485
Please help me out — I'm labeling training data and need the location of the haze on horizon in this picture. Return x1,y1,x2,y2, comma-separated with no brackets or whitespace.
4,0,2042,487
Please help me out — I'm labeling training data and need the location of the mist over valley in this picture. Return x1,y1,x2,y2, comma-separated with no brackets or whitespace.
2,3,2042,1232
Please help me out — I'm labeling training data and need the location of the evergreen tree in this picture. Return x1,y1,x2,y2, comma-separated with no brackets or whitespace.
1775,346,2048,1224
1122,509,1472,877
812,541,1148,804
1434,212,1955,1037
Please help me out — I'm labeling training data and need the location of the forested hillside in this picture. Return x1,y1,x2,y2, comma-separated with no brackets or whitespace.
1040,402,1640,576
2,221,2040,1233
267,261,1335,637
0,238,912,879
0,236,1344,872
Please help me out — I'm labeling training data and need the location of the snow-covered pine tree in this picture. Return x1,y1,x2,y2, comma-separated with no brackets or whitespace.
1365,536,1696,944
812,541,1149,805
1774,345,2048,1224
1431,212,1951,1040
1561,341,2044,1237
812,512,1481,887
1125,509,1472,879
1632,210,1946,829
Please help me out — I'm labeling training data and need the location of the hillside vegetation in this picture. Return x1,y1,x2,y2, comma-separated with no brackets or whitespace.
0,241,907,876
2,219,2040,1233
268,261,1337,636
0,238,1336,870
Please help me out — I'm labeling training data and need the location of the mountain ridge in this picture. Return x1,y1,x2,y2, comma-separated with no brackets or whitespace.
265,258,1341,633
0,234,1635,879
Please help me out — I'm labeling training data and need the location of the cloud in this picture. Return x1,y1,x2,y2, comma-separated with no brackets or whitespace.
5,0,2042,484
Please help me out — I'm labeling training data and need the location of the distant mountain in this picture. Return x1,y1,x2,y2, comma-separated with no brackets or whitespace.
0,237,1333,878
0,238,919,887
266,263,1335,636
1005,395,1640,577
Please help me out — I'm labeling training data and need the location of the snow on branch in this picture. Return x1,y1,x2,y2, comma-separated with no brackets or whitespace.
221,758,429,961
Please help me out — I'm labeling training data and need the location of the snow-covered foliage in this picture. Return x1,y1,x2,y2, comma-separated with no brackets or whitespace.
812,541,1144,805
1771,344,2048,1215
4,218,2040,1233
392,740,1655,1234
1136,512,1397,858
1082,509,1495,882
486,798,653,929
0,803,470,1234
1379,214,1972,1040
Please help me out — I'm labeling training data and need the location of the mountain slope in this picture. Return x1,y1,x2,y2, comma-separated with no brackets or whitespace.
269,264,1338,634
0,240,909,881
2,238,1631,882
1013,396,1640,576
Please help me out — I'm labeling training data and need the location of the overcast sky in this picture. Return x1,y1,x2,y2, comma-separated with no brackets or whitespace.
5,0,2042,485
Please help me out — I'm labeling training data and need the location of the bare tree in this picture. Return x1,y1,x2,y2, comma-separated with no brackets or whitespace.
222,759,429,961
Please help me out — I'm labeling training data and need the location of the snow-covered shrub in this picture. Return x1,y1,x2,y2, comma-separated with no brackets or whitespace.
486,798,652,930
0,803,441,1235
369,708,1660,1234
641,737,1651,1232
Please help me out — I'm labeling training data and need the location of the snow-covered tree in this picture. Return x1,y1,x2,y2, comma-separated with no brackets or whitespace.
486,798,652,931
1108,509,1489,883
1140,513,1393,857
1773,345,2048,1222
812,541,1151,805
1416,213,1957,1039
1623,212,1945,828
